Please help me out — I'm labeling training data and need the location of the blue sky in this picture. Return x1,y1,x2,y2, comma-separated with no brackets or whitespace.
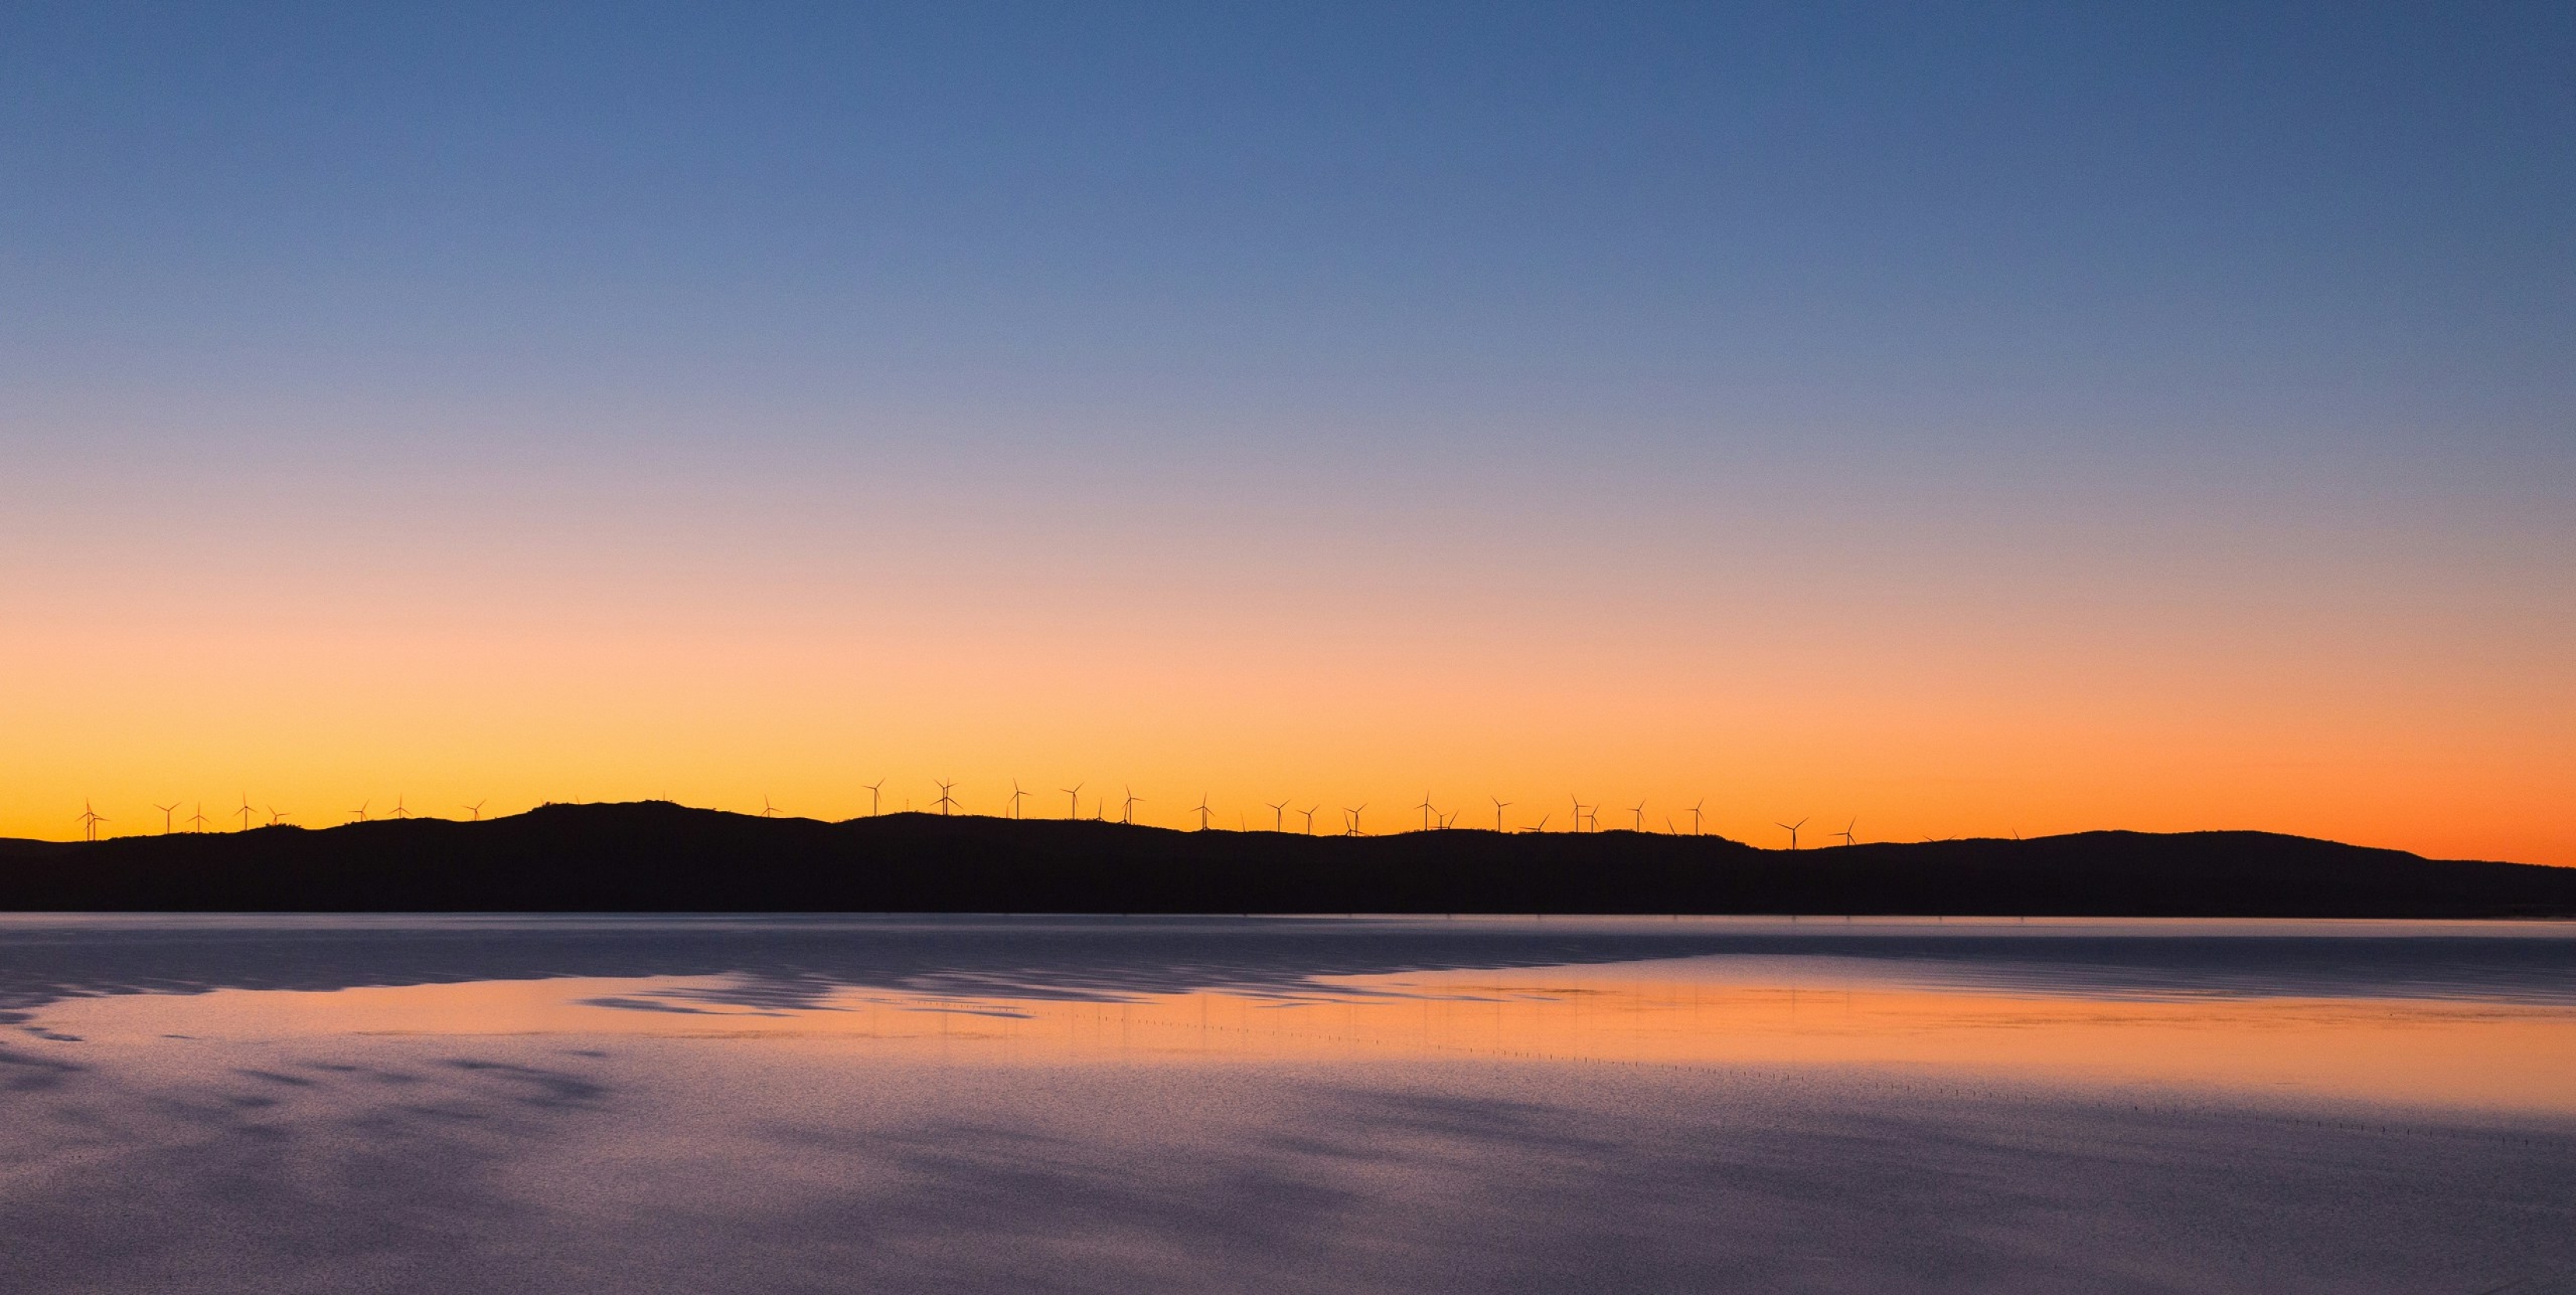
9,2,2567,450
4,2,2571,858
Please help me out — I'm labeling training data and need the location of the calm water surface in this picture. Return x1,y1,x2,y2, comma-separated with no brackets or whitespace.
2,916,2571,1293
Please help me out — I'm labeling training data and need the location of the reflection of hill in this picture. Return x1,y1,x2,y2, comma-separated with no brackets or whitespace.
5,802,2569,916
2,916,2571,1019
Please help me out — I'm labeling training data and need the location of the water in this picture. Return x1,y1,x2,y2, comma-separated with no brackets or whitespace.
2,916,2571,1293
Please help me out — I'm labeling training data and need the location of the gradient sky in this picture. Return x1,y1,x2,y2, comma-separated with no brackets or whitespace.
5,2,2571,861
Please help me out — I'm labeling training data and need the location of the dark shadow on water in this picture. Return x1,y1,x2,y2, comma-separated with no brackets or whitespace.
18,1051,2566,1294
575,994,728,1015
0,935,2570,1293
0,916,2569,1019
0,1044,625,1293
0,1044,84,1090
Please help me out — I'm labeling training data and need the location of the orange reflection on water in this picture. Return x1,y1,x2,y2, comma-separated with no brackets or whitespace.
39,958,2576,1115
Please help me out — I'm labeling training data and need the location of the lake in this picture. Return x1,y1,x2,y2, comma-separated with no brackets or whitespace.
2,915,2571,1293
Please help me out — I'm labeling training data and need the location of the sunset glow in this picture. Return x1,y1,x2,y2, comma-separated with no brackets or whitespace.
5,6,2569,865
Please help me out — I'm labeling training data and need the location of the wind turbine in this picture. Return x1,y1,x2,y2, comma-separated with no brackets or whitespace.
1775,817,1807,850
348,801,369,824
1062,783,1083,819
77,801,106,842
1525,812,1551,833
462,800,485,821
1193,795,1213,831
1009,781,1031,820
934,781,958,816
1418,792,1436,832
269,806,290,826
155,802,180,834
1493,797,1511,832
1120,787,1141,824
390,795,411,820
864,779,887,816
1570,795,1585,833
761,795,778,818
1835,819,1858,848
1343,804,1366,836
1265,800,1289,831
1629,800,1646,831
237,795,255,831
1300,806,1318,834
187,803,211,833
1687,798,1706,836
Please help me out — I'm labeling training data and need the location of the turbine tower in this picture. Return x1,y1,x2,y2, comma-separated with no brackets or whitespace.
1776,817,1807,850
1194,795,1213,831
1265,800,1289,831
155,802,180,834
1062,783,1083,819
1120,787,1140,824
237,795,255,831
1300,806,1318,834
77,801,106,842
1417,792,1436,832
934,781,958,816
1687,798,1706,836
864,780,887,816
1492,797,1510,832
1629,800,1646,831
1009,781,1031,820
187,803,211,833
1343,804,1366,836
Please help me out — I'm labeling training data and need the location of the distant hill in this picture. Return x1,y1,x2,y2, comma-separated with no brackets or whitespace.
2,802,2567,916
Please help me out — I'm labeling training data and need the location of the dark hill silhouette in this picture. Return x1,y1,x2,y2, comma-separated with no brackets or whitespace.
2,802,2568,916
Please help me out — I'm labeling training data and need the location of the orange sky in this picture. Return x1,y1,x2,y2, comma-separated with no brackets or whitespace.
5,5,2572,872
5,450,2568,864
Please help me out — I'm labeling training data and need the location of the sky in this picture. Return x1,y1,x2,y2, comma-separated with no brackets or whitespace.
4,2,2571,861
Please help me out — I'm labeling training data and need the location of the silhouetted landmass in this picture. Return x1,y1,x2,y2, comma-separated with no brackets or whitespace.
2,802,2568,916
